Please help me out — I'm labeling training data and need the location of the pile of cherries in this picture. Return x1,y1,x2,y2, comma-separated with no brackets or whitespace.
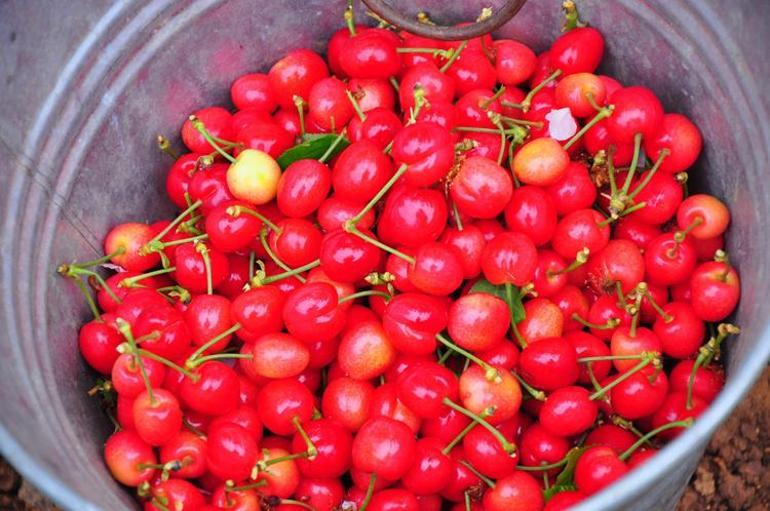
59,3,742,510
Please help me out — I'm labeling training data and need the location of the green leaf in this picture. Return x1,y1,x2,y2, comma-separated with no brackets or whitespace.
543,447,587,501
469,278,525,324
276,133,350,169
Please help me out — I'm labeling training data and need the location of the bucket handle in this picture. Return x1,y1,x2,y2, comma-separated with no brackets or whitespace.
360,0,528,40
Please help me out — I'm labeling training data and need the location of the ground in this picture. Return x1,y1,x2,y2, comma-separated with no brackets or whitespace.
1,368,768,511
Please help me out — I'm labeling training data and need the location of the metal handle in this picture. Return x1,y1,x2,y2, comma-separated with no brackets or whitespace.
361,0,528,41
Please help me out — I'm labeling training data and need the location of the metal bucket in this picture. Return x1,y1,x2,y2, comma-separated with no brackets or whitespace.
1,1,768,509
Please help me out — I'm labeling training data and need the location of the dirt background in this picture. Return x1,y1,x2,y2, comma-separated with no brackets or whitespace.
1,367,768,511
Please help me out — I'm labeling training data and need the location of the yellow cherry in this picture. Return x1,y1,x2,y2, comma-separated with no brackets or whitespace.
226,149,281,205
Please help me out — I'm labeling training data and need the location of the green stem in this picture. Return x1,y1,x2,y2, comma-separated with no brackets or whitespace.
119,266,177,288
344,0,356,35
260,259,320,285
521,70,562,111
440,41,468,73
359,473,377,511
292,416,318,459
190,353,252,366
348,163,407,225
293,96,306,137
347,226,416,264
260,229,296,278
442,420,479,456
73,277,101,320
68,248,125,269
511,371,546,401
517,457,568,472
620,133,643,195
627,149,670,201
452,201,464,231
619,419,693,460
116,319,154,404
590,357,653,400
150,201,203,244
571,314,620,330
186,323,242,365
67,267,121,304
339,289,392,303
189,117,236,163
319,130,348,163
577,354,646,363
442,398,516,455
458,460,496,488
135,348,199,381
157,135,177,159
563,105,614,150
436,333,501,382
226,205,281,233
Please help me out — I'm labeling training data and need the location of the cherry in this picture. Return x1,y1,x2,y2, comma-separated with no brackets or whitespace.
173,242,229,294
248,332,310,378
462,422,519,479
104,430,156,487
392,122,455,187
348,78,396,112
504,186,558,247
338,320,396,380
513,138,570,186
257,378,315,435
584,119,635,165
550,27,605,75
400,63,456,111
189,163,237,214
610,326,662,371
451,156,513,219
586,239,645,294
644,113,702,173
440,225,486,279
165,153,200,209
644,232,697,286
78,320,122,374
614,217,661,250
567,330,611,383
132,388,182,446
582,294,630,340
307,77,355,131
104,222,160,272
268,48,329,108
610,365,669,420
545,161,598,215
670,360,724,404
396,361,458,419
518,337,579,391
653,302,705,359
349,107,401,149
367,489,420,511
544,491,586,511
181,107,234,154
382,292,447,356
283,281,346,343
415,100,458,132
540,385,598,437
532,250,570,297
627,170,683,226
254,447,301,498
294,477,345,511
291,418,353,479
318,195,376,233
519,423,570,475
481,232,538,286
552,284,590,332
441,448,485,502
370,383,422,434
605,86,664,144
518,298,565,344
322,377,375,432
111,353,166,399
408,242,464,296
340,28,401,79
319,228,381,283
552,209,610,260
209,405,263,442
482,471,544,511
690,260,740,322
651,391,706,440
445,50,497,97
333,140,394,203
205,422,258,481
574,446,628,496
448,293,511,352
459,365,521,425
378,184,449,247
402,437,453,495
158,431,207,479
495,39,537,85
231,72,276,112
352,416,417,480
231,286,285,340
677,194,730,240
276,159,332,218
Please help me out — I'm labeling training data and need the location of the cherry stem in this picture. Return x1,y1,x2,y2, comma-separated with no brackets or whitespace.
590,355,655,400
451,201,464,231
563,102,614,150
192,353,252,366
586,362,602,393
480,85,506,110
499,115,543,129
491,115,507,166
130,348,198,381
338,289,391,304
464,492,472,511
611,415,652,445
248,252,256,280
349,163,408,225
319,129,348,163
65,266,121,304
620,133,644,195
442,398,517,456
619,419,693,460
292,416,319,459
388,76,400,92
628,286,644,337
66,248,126,270
396,47,451,59
293,95,306,137
517,457,569,472
195,243,213,295
224,479,267,492
521,69,562,112
119,266,177,288
511,370,546,401
280,500,315,511
226,205,281,232
578,354,646,363
596,201,646,227
157,285,191,304
571,314,619,330
454,126,524,135
673,217,703,245
504,283,528,349
547,247,590,277
149,202,205,247
458,460,496,488
359,473,377,511
344,0,356,35
156,135,177,159
436,333,501,383
687,323,740,409
627,148,670,201
440,40,468,73
347,225,416,264
501,101,523,110
562,0,587,30
186,323,243,366
260,259,320,285
189,116,236,163
260,228,297,277
73,278,101,320
441,409,491,455
639,285,673,322
607,145,619,198
116,318,155,404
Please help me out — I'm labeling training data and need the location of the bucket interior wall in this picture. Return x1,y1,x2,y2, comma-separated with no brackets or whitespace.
1,1,769,510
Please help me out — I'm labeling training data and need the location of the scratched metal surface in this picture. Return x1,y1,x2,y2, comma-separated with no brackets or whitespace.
0,1,768,510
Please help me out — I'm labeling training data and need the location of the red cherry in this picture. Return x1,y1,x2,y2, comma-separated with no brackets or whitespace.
383,292,447,356
111,353,166,399
513,138,570,187
368,489,420,511
481,232,538,286
605,86,664,144
440,225,486,279
586,239,645,294
614,217,662,250
268,49,329,108
519,423,570,475
338,320,396,380
584,119,635,165
257,378,315,435
677,194,730,240
495,39,537,85
402,437,453,495
670,360,724,404
566,330,611,383
188,163,236,215
248,332,310,379
205,422,258,481
254,447,301,498
459,365,521,425
644,113,702,173
574,446,628,496
369,382,422,434
352,416,417,480
294,477,345,511
179,361,239,416
644,233,697,286
378,184,448,248
348,78,396,112
78,320,122,374
451,156,513,219
318,195,376,232
159,431,207,479
448,293,510,351
540,385,597,437
396,361,458,419
408,242,464,296
445,50,497,97
231,73,276,112
283,282,346,343
173,242,229,294
518,337,579,391
392,122,455,187
544,491,586,511
319,229,381,283
545,161,598,216
555,72,606,117
231,286,286,340
626,171,683,226
482,471,544,511
340,29,401,79
104,430,156,487
165,154,200,209
504,186,558,246
550,27,605,75
653,302,705,359
610,326,662,371
400,63,456,111
181,107,234,154
610,366,669,420
104,222,160,272
689,260,740,322
349,107,401,149
277,159,332,218
462,421,519,479
292,418,353,478
322,377,375,432
333,141,394,203
552,285,590,332
132,388,182,446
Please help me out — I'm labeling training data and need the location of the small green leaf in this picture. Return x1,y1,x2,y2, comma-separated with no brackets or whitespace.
544,447,587,500
276,133,350,169
469,278,525,324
